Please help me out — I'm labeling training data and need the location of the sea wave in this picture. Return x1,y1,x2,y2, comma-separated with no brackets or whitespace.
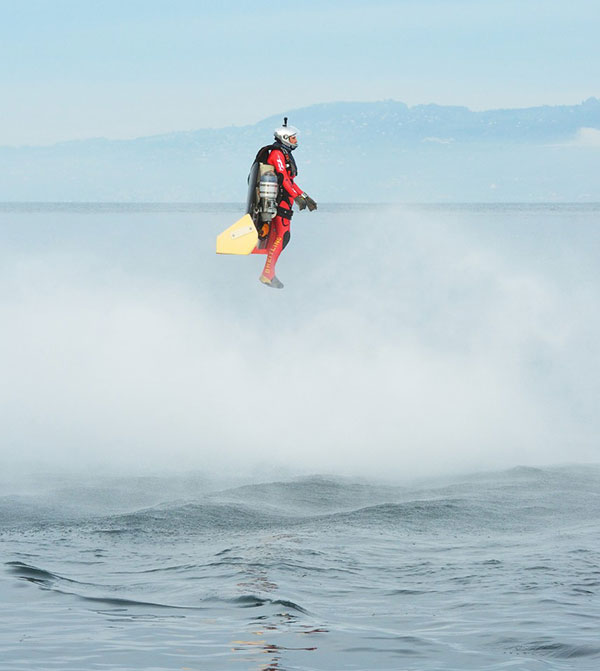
514,639,600,659
5,560,309,614
95,502,302,534
2,467,600,537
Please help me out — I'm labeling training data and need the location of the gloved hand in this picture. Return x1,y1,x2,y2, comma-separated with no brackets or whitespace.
296,193,317,211
295,194,307,211
304,194,317,211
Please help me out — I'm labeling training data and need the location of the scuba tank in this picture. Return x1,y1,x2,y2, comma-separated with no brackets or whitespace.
247,162,280,241
258,170,278,222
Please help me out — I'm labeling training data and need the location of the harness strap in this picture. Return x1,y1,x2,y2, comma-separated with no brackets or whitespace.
277,206,293,220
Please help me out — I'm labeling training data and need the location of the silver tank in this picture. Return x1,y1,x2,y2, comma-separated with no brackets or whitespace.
258,172,279,222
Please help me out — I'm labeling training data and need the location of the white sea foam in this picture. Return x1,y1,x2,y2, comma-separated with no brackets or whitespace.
1,204,599,480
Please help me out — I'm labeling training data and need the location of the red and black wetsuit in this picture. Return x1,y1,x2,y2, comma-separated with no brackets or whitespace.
253,143,304,280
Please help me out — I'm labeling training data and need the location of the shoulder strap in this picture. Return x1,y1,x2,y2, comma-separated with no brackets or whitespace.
252,143,279,165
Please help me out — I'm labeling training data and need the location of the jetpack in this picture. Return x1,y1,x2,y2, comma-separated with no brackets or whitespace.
215,147,280,255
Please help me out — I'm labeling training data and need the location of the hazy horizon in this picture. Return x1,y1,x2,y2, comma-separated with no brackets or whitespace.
1,97,598,149
2,98,600,202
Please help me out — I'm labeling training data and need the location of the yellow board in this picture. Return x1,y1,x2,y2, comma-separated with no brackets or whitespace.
216,214,258,255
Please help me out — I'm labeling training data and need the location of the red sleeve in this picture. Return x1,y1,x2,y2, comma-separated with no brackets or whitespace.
267,150,303,199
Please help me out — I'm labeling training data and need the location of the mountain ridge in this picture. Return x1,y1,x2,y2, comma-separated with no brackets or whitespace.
3,97,599,150
1,99,599,201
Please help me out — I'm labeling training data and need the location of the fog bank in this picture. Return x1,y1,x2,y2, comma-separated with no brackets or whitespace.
1,205,599,481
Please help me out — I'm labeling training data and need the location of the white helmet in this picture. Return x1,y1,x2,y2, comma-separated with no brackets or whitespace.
274,117,299,150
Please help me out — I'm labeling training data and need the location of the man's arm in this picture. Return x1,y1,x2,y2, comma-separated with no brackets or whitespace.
267,150,303,200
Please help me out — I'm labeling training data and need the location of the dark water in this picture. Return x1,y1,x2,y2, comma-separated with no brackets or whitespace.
1,467,600,670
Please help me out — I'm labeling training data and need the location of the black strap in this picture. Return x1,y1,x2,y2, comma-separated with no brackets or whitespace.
252,142,297,177
253,142,280,165
251,142,298,214
286,148,298,178
277,206,293,220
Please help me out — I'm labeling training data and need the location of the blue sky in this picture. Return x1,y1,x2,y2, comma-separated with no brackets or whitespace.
1,0,599,145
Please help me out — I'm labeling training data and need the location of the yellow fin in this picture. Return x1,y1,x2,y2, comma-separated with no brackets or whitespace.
216,214,258,255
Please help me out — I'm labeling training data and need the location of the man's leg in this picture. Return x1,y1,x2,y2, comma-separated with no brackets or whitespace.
260,214,291,283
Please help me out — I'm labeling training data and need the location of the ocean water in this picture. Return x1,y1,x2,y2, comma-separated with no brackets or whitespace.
1,467,600,670
1,202,600,669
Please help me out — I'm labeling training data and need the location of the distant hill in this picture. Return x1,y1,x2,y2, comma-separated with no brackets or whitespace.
1,99,599,201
